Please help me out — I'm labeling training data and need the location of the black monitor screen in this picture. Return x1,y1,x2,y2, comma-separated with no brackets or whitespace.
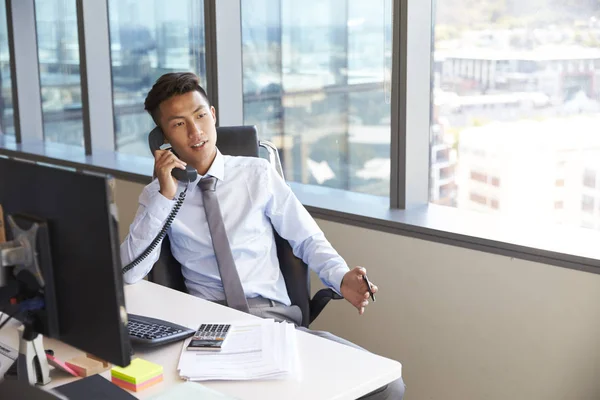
0,158,130,366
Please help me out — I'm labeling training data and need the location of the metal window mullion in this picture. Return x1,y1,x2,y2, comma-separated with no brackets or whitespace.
213,0,243,126
338,0,350,191
390,0,406,208
76,0,115,155
204,0,219,114
390,0,431,209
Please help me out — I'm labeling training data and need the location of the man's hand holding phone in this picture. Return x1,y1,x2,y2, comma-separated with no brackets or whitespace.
154,144,187,200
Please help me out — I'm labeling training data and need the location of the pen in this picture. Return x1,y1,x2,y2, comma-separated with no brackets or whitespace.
362,274,376,302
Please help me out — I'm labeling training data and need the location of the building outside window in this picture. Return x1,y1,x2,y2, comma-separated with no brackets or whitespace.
432,0,600,231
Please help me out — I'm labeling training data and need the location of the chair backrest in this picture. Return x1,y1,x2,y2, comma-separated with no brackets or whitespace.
147,125,312,327
213,125,259,157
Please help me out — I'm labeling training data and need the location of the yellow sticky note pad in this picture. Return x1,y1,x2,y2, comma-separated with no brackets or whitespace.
111,358,163,385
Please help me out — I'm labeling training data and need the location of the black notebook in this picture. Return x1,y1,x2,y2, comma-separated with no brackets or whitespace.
54,374,136,400
0,378,65,400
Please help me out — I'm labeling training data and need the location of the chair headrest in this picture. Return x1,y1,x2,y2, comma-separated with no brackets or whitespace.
216,126,259,158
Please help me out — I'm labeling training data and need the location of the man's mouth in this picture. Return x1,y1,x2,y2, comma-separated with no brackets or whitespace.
191,141,207,149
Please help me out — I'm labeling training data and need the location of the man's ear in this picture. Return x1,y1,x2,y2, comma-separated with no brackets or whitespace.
211,106,217,125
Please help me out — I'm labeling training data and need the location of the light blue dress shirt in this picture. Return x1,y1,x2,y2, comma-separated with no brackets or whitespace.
121,150,350,306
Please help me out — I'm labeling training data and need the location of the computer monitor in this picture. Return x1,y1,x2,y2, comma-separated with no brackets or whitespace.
0,157,131,367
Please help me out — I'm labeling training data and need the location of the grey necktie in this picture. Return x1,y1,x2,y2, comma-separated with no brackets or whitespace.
198,176,250,313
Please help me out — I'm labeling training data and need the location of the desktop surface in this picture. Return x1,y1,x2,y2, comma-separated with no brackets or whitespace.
0,281,402,400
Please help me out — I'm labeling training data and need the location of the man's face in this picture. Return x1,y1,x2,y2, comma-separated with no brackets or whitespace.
158,91,217,167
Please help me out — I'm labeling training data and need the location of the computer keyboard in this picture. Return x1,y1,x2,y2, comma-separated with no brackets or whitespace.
127,314,195,347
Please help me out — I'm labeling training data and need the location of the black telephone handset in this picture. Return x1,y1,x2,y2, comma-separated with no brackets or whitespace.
122,127,197,275
148,126,198,182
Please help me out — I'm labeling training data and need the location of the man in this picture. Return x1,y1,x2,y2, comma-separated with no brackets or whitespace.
121,72,405,399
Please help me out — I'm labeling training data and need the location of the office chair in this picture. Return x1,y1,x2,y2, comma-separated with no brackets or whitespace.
147,125,342,328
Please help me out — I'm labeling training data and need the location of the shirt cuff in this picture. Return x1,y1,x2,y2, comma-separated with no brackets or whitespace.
145,189,177,222
329,266,350,296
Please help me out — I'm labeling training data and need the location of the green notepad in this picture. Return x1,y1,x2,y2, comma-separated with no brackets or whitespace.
111,358,163,385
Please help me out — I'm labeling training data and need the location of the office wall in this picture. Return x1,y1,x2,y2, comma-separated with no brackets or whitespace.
115,179,600,400
114,179,146,242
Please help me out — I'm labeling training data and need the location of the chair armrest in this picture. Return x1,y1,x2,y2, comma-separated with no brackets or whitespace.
309,288,343,325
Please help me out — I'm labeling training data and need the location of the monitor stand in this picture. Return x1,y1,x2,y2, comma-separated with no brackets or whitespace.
17,324,51,385
0,216,52,386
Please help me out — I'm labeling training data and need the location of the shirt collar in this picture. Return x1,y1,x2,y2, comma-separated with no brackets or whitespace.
200,148,225,182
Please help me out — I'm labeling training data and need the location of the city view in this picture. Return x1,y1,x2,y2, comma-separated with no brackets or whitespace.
432,0,600,230
241,0,393,196
0,0,598,231
0,0,394,196
0,0,206,153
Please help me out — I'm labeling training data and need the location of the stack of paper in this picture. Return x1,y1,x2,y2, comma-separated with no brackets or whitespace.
177,319,299,381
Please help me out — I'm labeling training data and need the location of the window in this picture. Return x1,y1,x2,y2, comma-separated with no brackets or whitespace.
432,1,600,231
0,3,13,138
470,170,487,183
439,165,455,180
241,0,393,196
35,0,84,146
583,169,596,189
582,195,595,213
490,199,499,210
438,182,456,203
434,148,450,163
469,192,486,205
108,0,206,157
581,220,595,229
0,0,598,277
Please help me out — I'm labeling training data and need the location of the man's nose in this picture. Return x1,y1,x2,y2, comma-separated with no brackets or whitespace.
188,122,201,137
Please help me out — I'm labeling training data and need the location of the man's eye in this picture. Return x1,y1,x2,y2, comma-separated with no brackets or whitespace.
174,122,184,127
197,113,206,119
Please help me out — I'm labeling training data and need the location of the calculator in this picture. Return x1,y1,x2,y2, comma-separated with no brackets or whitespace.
186,324,231,352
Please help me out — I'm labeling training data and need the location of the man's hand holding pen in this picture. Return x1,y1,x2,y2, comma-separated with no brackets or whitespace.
341,267,378,315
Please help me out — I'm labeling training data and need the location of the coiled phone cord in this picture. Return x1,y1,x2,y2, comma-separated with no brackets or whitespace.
121,185,189,274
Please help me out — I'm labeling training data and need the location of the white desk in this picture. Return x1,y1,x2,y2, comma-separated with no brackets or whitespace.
0,281,402,400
